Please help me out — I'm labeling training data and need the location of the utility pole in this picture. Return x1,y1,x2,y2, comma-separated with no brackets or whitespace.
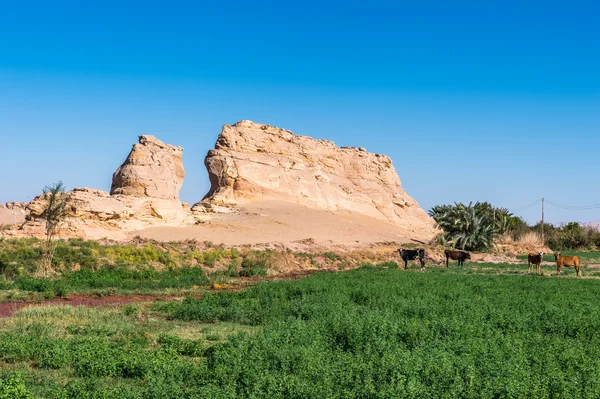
541,198,545,244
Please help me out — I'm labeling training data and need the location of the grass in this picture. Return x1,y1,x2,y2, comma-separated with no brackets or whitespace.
0,237,244,276
0,238,403,300
2,261,600,397
0,266,211,301
0,239,280,300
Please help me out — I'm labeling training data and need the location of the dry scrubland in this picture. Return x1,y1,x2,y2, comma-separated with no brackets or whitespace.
1,238,600,397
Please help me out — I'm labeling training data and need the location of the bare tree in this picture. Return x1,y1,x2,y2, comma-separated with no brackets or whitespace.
40,181,70,276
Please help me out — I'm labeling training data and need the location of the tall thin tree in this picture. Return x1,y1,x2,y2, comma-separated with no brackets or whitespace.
40,181,70,277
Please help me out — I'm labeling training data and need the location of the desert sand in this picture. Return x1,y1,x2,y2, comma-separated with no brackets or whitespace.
134,200,433,250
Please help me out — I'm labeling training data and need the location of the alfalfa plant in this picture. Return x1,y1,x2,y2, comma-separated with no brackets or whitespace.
39,181,70,277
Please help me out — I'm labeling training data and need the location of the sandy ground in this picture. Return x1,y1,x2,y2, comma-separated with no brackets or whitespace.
0,208,26,227
133,200,433,250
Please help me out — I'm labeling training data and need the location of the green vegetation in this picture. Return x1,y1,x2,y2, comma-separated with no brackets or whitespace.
0,238,246,277
1,262,600,398
39,181,71,277
0,238,393,300
429,201,524,251
0,372,32,399
0,238,258,299
531,222,600,251
0,266,210,300
430,201,600,251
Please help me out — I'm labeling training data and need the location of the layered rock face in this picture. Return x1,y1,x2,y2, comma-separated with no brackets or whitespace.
21,136,193,239
198,120,437,233
111,135,184,200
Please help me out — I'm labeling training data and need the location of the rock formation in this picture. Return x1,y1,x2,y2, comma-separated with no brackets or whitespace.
5,122,438,243
19,136,193,239
196,120,437,234
111,135,184,200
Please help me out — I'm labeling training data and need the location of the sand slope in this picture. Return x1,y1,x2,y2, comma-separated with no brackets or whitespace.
134,200,433,250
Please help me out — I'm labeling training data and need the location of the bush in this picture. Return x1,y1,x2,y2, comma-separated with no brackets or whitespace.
535,222,600,251
429,202,516,251
0,372,32,399
158,334,204,357
240,252,270,277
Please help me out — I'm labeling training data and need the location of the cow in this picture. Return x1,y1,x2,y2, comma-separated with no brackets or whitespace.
398,248,425,270
527,252,545,275
444,250,471,268
554,253,582,277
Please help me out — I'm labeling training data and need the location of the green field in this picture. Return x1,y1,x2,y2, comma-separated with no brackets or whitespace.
2,263,600,398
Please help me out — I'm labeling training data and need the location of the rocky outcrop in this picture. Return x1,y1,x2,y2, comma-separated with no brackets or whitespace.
5,121,438,242
196,120,437,235
111,135,184,200
23,187,193,239
15,136,193,240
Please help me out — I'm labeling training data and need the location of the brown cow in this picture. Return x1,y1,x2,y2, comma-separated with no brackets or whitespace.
554,253,582,277
444,250,471,268
527,252,544,275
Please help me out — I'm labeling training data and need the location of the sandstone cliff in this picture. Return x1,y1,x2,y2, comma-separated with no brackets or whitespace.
196,120,437,235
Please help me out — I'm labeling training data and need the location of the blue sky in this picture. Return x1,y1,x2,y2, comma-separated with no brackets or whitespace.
1,0,599,224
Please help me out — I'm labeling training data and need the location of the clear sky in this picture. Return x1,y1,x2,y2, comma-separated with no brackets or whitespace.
1,0,599,225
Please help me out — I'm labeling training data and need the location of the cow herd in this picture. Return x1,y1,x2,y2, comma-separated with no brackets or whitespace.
398,248,583,277
527,252,582,277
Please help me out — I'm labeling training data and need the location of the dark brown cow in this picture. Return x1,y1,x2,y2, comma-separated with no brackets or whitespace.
527,252,545,275
444,250,471,268
554,253,582,277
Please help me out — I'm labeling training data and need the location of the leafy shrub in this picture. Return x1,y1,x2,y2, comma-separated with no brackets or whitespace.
202,250,221,267
531,222,600,251
239,252,270,277
0,372,33,399
429,202,520,250
14,276,52,293
158,334,204,357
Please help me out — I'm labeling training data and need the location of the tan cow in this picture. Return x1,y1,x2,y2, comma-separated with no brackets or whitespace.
554,253,582,278
527,252,544,275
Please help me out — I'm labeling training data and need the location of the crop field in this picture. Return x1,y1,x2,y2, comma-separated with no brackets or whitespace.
2,261,600,398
